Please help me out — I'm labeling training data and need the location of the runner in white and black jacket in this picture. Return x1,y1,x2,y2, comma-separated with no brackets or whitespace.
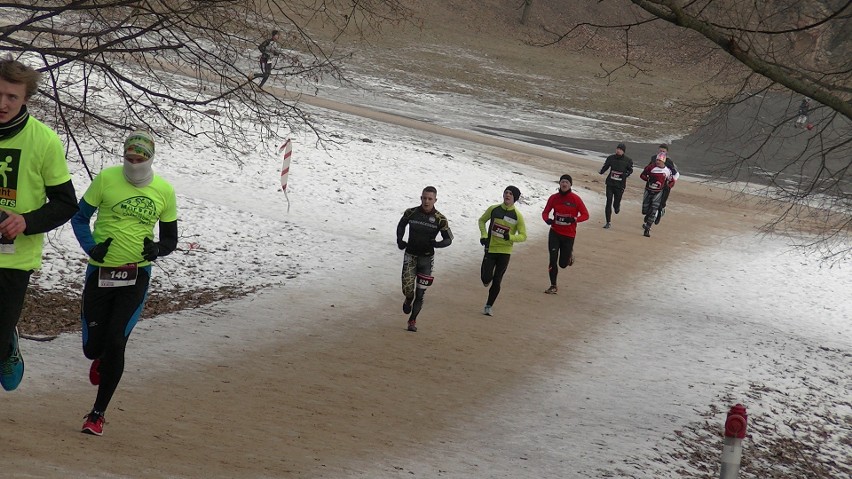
639,152,673,237
647,143,679,225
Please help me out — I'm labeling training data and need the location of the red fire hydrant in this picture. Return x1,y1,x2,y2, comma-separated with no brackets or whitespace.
720,403,748,479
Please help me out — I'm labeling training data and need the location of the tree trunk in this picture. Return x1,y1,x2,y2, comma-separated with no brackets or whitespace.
521,0,533,25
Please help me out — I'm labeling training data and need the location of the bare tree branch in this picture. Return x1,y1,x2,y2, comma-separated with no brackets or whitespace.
630,0,851,119
538,0,850,260
1,0,413,174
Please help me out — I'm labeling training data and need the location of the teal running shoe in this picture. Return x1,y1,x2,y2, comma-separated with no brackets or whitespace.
0,328,24,392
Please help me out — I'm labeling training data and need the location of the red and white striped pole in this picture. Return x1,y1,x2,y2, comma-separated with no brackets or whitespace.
720,403,748,479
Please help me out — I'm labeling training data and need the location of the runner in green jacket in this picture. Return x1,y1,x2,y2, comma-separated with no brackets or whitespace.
478,186,526,316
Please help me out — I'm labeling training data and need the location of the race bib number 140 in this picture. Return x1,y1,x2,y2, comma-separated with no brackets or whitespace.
98,264,138,288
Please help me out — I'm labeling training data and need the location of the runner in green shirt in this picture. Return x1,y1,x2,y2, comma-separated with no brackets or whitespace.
71,130,178,436
0,59,78,392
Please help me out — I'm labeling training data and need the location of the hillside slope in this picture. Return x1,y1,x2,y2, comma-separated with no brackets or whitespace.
303,0,724,141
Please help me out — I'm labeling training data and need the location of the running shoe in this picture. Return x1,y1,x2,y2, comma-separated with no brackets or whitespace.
89,359,101,386
568,253,575,266
81,411,105,436
655,208,665,225
402,298,413,314
407,320,417,332
603,222,611,229
0,327,24,392
544,285,558,294
483,305,493,316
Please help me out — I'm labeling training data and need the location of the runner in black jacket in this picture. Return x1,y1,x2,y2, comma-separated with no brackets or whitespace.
254,30,281,87
599,143,633,229
396,186,453,332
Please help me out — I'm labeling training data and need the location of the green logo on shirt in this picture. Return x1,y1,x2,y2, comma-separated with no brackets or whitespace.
0,149,21,207
112,196,157,225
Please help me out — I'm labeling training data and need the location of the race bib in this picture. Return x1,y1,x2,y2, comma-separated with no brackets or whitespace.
491,223,510,239
610,170,624,181
554,214,573,226
0,236,14,254
98,264,138,288
416,273,434,289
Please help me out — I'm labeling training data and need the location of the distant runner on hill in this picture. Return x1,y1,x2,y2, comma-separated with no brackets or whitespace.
396,186,453,332
254,30,282,88
795,97,811,128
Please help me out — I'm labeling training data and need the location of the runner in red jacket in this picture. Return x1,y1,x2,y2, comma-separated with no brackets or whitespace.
541,174,589,294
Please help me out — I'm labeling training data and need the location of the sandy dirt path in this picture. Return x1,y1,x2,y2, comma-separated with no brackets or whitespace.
1,97,763,477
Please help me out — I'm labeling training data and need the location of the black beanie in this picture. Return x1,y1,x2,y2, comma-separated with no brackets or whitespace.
505,185,521,203
559,174,572,184
617,143,626,152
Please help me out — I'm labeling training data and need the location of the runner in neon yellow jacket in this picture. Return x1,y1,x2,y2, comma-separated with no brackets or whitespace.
478,186,527,316
71,130,178,437
0,59,78,393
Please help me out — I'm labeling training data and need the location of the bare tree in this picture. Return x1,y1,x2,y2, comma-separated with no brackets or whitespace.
542,0,851,259
0,0,411,173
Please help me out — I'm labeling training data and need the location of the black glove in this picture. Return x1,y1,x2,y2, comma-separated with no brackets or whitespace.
142,237,160,262
545,218,553,225
397,239,407,250
88,237,113,262
480,237,488,246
